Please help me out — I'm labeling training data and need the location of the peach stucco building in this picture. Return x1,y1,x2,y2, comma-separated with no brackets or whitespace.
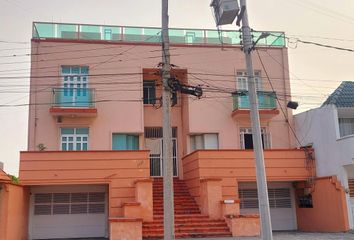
7,22,348,239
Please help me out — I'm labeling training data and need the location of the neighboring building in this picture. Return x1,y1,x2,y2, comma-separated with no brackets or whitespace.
0,164,28,240
11,21,344,239
295,81,354,229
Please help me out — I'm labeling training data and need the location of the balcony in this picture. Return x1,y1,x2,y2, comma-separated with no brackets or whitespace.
49,88,97,117
231,91,279,119
32,22,285,47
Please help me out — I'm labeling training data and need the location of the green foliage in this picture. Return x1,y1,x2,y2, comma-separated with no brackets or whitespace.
9,175,19,184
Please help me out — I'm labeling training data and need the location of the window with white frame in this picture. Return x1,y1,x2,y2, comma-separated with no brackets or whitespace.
240,128,271,149
190,133,219,152
61,128,89,151
60,66,90,107
236,71,262,91
338,118,354,137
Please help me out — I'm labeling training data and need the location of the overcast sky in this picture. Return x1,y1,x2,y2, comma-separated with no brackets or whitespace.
0,0,354,175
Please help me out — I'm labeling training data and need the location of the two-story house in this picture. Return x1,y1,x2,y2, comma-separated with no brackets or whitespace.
13,21,344,239
295,81,354,230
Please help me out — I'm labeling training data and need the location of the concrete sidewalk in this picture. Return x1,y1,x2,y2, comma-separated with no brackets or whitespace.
183,231,354,240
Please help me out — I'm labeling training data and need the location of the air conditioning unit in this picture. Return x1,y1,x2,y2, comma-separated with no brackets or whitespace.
211,0,240,26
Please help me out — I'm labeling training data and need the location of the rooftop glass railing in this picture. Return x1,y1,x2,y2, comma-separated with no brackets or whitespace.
33,22,285,47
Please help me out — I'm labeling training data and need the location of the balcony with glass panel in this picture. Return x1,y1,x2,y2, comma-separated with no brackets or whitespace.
32,22,285,47
49,88,97,118
231,91,279,119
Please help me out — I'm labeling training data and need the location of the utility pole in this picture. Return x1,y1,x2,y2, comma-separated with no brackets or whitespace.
239,0,273,239
161,0,175,239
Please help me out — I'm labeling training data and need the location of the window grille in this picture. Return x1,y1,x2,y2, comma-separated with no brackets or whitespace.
239,188,292,209
34,192,105,215
144,127,177,138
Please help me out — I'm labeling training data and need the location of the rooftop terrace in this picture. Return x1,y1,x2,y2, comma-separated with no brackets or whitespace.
33,22,285,47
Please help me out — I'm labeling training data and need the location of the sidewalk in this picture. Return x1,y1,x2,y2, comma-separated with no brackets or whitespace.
183,231,354,240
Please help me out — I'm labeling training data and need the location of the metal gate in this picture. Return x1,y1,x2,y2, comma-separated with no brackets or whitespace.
145,138,178,177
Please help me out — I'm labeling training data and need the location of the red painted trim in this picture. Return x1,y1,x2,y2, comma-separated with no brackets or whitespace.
231,109,280,117
122,202,141,207
20,150,150,153
109,218,143,222
134,178,153,184
49,107,97,114
182,148,312,159
200,177,222,183
32,38,284,50
236,214,260,218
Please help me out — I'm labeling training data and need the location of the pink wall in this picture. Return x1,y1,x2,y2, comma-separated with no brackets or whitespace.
29,41,294,154
295,176,349,232
19,150,150,217
183,149,312,205
0,183,29,240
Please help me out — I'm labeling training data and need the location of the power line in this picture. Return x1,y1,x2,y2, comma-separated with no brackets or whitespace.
256,49,303,146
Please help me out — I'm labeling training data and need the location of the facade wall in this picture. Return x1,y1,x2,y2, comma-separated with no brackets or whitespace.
295,176,349,232
29,40,294,157
19,150,150,217
182,149,311,205
0,183,29,240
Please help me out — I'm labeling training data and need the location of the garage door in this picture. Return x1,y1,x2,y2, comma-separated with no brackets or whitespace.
30,185,107,239
238,182,297,231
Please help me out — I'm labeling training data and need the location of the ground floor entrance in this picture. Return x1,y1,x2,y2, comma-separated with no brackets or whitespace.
29,185,108,239
238,182,297,231
146,138,178,177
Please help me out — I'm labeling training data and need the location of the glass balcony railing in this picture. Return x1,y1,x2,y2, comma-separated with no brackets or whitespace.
32,22,285,47
232,91,277,110
52,88,95,108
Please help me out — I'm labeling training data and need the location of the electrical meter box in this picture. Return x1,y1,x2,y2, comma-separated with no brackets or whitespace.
211,0,239,26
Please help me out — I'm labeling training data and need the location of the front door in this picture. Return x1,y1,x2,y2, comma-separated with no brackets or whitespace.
146,138,178,177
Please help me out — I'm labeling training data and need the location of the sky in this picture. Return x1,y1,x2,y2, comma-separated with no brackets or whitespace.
0,0,354,175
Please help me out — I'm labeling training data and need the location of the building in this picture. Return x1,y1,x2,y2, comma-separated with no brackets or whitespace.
0,164,28,240
11,21,344,239
295,81,354,230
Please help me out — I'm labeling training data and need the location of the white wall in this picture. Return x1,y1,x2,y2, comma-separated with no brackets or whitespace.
294,104,354,229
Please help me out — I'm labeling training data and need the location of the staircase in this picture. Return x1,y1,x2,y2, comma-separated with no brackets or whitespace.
143,178,232,239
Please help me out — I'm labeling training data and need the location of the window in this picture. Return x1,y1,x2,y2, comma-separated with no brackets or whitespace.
236,71,262,91
338,118,354,137
349,179,354,197
240,128,270,149
112,134,139,150
34,192,105,215
61,66,90,107
190,133,219,152
61,128,88,151
143,80,156,104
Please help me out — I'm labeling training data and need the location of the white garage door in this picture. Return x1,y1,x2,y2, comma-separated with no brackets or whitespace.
30,185,107,239
238,182,297,231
